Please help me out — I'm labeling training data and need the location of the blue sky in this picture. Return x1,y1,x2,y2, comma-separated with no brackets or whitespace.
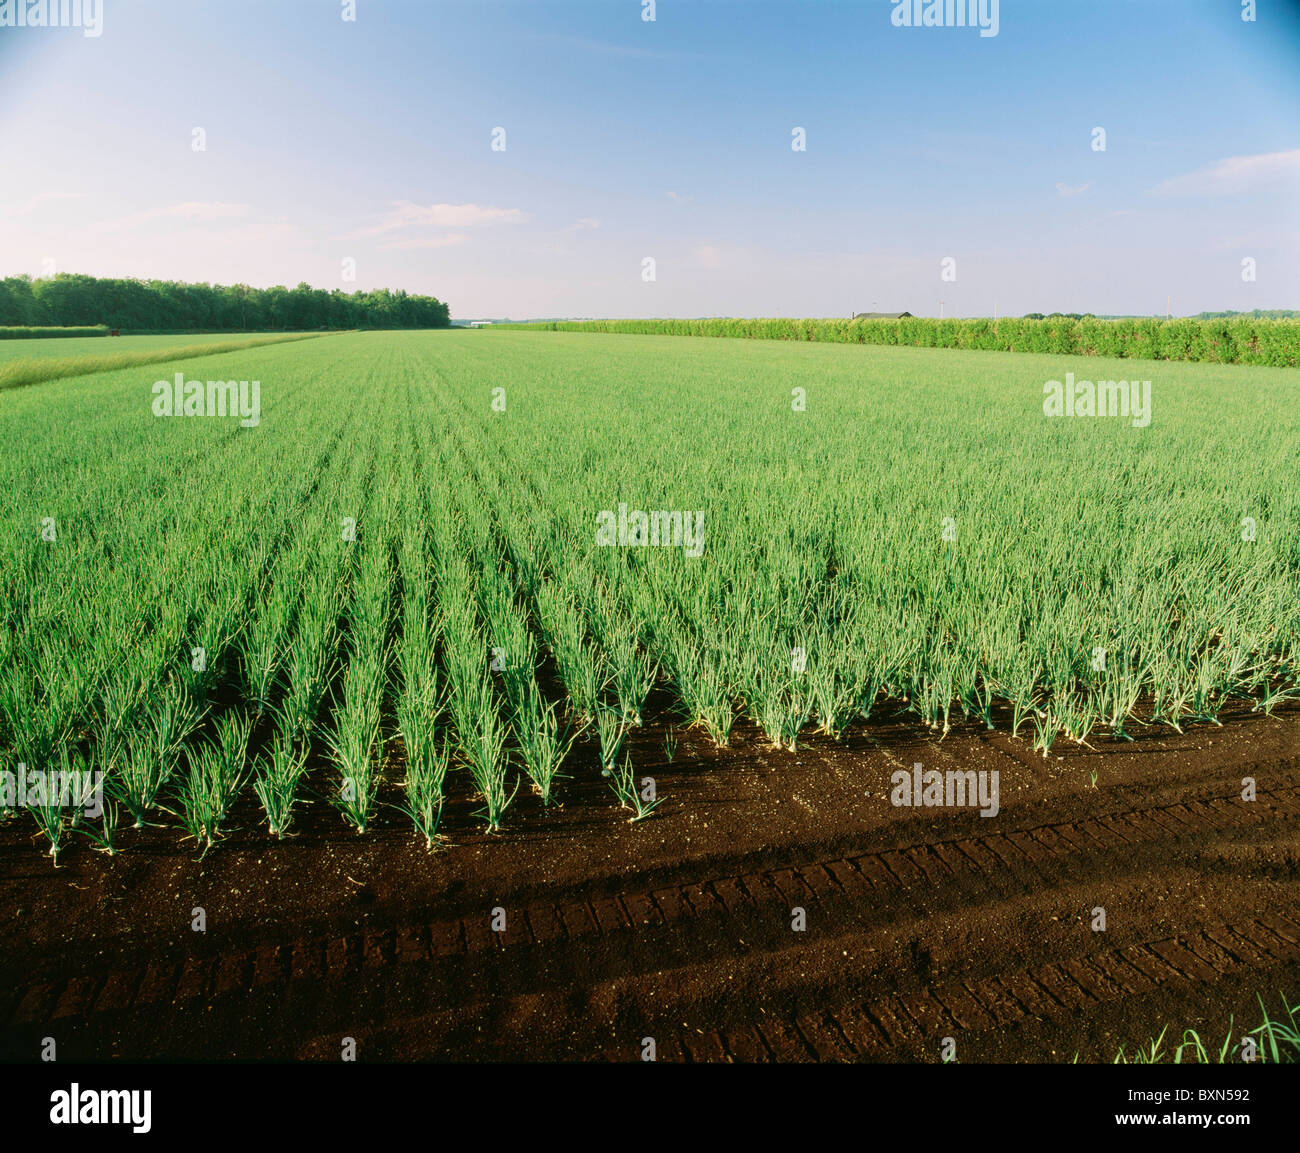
2,0,1298,318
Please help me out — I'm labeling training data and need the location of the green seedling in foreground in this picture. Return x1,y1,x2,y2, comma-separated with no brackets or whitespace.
608,754,662,822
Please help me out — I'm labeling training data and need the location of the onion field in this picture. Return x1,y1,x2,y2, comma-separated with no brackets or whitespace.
2,328,1299,859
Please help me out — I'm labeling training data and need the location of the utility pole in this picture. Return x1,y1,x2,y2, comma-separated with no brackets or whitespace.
940,300,945,319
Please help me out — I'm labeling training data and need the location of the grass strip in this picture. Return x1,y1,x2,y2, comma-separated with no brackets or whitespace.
0,331,341,391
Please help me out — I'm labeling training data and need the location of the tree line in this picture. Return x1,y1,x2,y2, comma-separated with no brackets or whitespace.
0,273,451,331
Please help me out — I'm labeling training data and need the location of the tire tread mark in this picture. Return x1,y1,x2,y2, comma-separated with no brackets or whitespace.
17,782,1297,1022
689,918,1300,1061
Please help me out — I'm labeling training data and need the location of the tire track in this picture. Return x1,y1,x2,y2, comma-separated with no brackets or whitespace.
4,774,1295,1058
301,911,1300,1062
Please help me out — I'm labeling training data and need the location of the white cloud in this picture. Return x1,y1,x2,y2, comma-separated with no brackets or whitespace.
1153,150,1300,196
695,245,722,268
1055,181,1093,198
667,191,692,203
95,202,252,232
382,233,470,251
567,217,600,231
157,202,251,222
1,191,87,216
354,201,527,239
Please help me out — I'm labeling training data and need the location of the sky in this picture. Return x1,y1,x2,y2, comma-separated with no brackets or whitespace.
1,0,1299,320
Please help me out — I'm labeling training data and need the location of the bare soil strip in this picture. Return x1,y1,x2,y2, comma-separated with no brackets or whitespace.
2,708,1296,1061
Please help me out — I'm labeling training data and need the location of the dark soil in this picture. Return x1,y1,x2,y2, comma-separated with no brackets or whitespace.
2,701,1297,1062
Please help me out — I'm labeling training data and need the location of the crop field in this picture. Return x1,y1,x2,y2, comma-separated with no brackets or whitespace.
1,328,1298,1063
5,328,1298,788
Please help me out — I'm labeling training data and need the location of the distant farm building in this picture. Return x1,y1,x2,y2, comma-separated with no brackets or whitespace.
468,320,493,328
853,311,913,320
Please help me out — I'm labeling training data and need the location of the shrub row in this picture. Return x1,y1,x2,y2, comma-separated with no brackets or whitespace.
0,325,109,340
497,316,1299,366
